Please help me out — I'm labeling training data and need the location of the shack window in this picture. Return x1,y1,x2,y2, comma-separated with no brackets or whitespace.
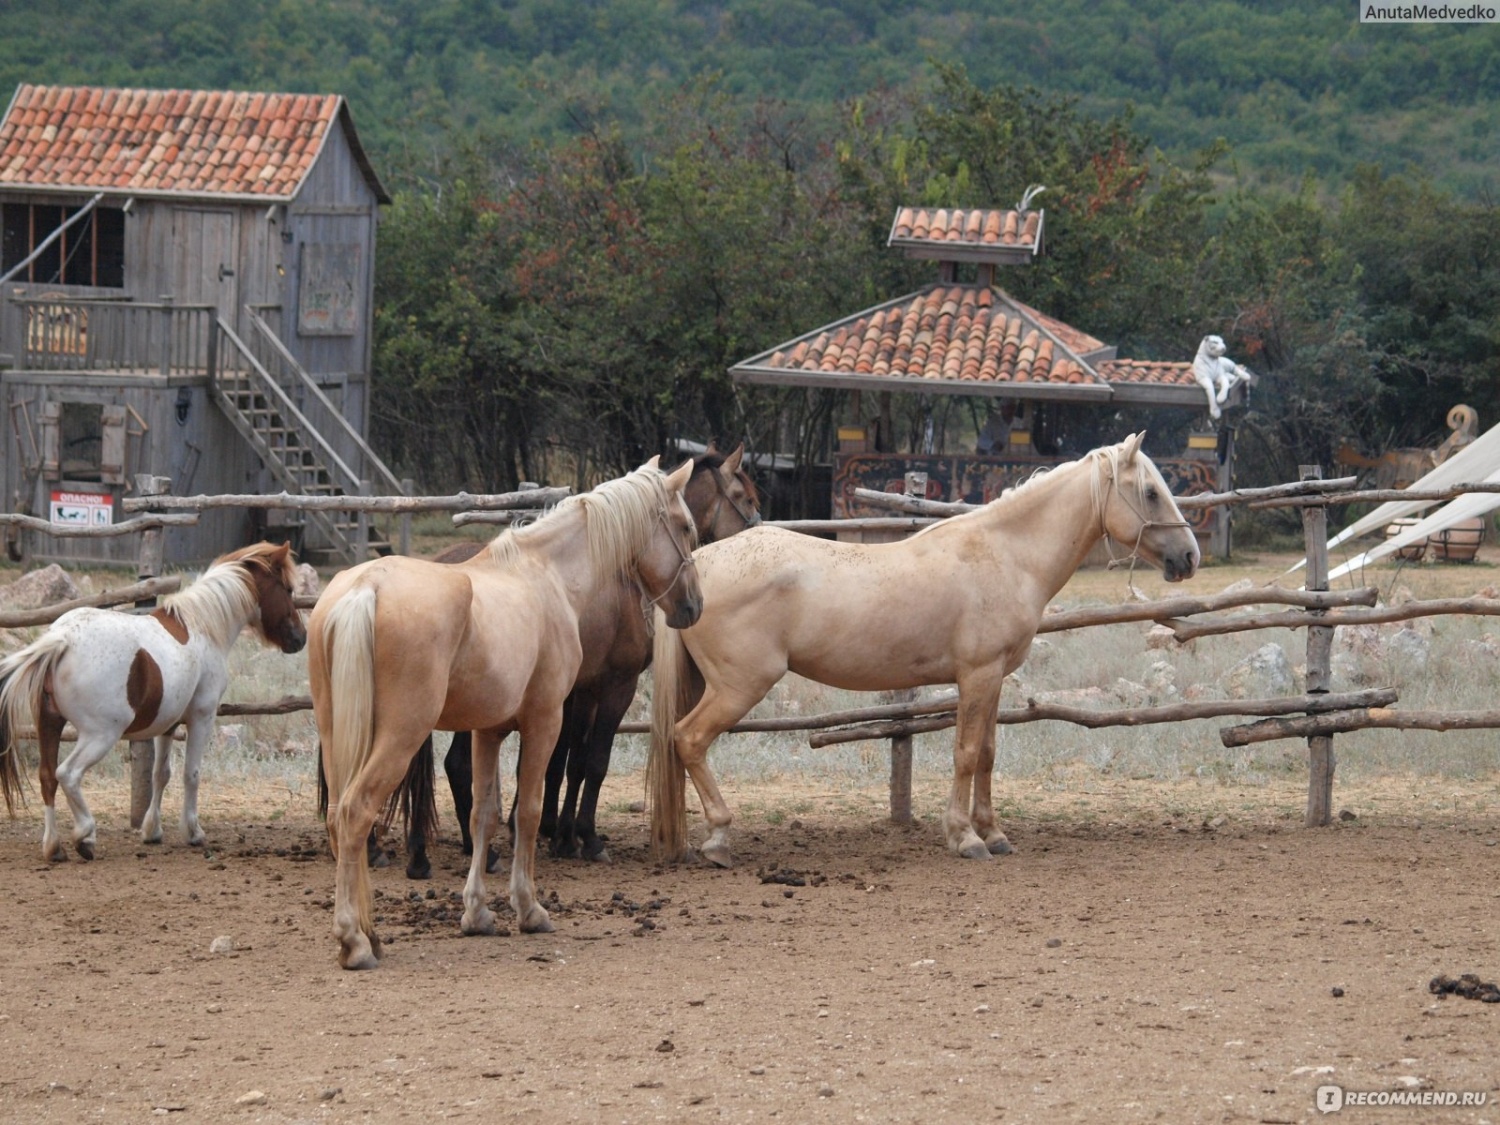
1,203,125,288
59,402,104,480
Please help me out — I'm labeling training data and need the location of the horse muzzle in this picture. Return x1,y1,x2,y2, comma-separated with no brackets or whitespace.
1161,548,1201,583
664,595,703,630
280,626,308,654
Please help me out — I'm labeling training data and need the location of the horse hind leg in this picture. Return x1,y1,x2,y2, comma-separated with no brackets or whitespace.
676,683,765,868
139,732,173,844
36,708,66,862
55,732,118,861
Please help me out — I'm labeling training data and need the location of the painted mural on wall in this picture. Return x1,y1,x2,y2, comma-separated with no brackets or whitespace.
298,243,360,336
833,454,1219,534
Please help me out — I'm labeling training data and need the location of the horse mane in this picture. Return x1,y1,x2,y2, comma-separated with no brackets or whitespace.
486,465,690,578
912,440,1145,541
162,543,287,649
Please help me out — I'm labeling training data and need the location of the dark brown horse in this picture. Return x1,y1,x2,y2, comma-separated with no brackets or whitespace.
319,445,760,877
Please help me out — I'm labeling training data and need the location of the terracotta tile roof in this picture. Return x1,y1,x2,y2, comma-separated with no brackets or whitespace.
0,83,388,202
1003,295,1111,360
731,285,1209,407
889,206,1043,263
754,285,1099,386
1096,358,1197,386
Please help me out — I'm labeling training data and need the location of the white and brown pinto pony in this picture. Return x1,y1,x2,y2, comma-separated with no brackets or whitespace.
310,458,702,970
649,433,1199,866
0,542,305,860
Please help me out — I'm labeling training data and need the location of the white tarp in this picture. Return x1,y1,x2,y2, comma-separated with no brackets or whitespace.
1290,421,1500,576
1325,484,1500,583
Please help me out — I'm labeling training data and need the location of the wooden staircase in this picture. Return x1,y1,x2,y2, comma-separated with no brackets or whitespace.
210,315,406,564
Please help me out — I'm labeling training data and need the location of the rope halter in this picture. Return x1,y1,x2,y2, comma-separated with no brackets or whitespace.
642,500,699,611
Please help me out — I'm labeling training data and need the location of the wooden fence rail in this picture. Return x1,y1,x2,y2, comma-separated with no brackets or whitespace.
11,470,1500,829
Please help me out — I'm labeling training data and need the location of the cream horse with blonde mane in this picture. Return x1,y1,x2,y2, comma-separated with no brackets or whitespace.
648,434,1200,866
310,459,703,970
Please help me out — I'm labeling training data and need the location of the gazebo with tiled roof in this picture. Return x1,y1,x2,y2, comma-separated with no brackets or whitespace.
0,83,396,566
728,205,1238,554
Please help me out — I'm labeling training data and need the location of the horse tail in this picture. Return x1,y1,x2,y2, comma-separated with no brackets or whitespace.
321,584,377,795
647,609,696,860
0,632,69,814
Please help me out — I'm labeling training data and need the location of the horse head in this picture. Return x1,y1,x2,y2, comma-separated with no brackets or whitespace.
685,442,761,543
240,541,308,653
635,458,704,630
1098,433,1200,583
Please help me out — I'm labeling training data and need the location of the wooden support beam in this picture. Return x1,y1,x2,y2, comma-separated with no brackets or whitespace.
121,488,571,514
1167,596,1500,641
1223,706,1500,746
805,688,1398,749
0,576,183,628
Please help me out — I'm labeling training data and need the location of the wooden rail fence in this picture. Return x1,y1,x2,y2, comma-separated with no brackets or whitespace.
6,467,1500,829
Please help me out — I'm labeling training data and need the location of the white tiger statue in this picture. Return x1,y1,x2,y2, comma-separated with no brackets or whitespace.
1192,334,1255,420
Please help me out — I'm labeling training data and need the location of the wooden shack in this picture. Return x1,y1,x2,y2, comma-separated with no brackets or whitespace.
730,205,1245,556
0,84,400,566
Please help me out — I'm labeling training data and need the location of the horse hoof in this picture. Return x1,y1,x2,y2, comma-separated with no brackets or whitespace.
520,906,554,934
405,859,432,881
339,938,380,971
957,840,993,860
986,837,1014,856
186,835,206,848
43,845,66,863
699,843,733,868
587,847,612,864
369,849,391,870
484,847,502,875
75,839,96,861
141,832,162,845
461,908,498,936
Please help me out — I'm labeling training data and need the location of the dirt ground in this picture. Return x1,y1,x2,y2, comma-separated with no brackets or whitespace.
1,769,1497,1125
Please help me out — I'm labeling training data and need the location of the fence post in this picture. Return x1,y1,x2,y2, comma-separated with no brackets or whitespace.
129,473,171,828
399,477,413,556
1299,464,1335,826
356,479,371,562
885,472,928,825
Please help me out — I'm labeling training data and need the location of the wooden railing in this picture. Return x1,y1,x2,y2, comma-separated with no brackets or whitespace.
15,297,217,376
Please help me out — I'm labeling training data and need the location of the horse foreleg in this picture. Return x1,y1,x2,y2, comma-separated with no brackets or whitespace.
460,730,504,936
179,716,213,846
509,713,562,934
36,706,65,862
445,730,499,872
545,694,590,858
55,733,117,861
574,673,637,863
946,680,1003,860
967,703,1013,857
139,732,174,844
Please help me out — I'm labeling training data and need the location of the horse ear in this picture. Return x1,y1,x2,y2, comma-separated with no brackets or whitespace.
1123,432,1146,462
639,455,662,472
722,442,745,475
664,458,694,492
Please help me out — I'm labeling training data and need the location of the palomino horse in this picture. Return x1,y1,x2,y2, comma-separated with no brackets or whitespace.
648,434,1200,866
311,459,703,969
383,444,761,878
0,542,305,860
